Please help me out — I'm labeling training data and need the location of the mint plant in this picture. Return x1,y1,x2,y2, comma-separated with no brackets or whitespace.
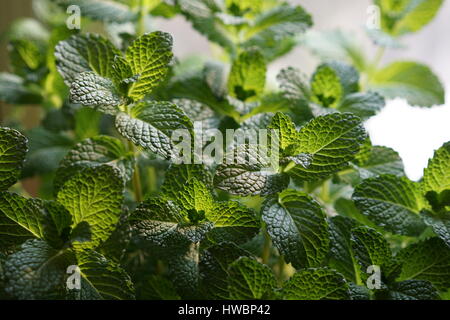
0,0,449,300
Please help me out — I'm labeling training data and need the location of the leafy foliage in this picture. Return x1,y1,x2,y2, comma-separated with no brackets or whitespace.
0,0,448,301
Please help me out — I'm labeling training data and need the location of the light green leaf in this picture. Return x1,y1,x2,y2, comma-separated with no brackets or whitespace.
115,101,192,159
376,0,444,36
267,112,299,152
262,190,329,268
56,165,124,250
397,237,450,291
227,257,276,300
352,175,427,236
370,62,445,107
281,268,349,300
310,64,342,108
69,72,123,115
125,32,173,101
69,249,134,300
288,113,366,181
162,164,213,196
3,239,73,299
54,136,134,193
55,33,122,85
0,127,27,190
423,142,450,194
227,48,266,101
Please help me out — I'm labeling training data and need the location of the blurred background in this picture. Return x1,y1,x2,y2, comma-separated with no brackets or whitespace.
1,0,449,181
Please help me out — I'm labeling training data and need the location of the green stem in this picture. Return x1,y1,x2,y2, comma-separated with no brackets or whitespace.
128,141,143,202
137,0,149,36
261,227,271,265
320,179,330,203
364,47,386,88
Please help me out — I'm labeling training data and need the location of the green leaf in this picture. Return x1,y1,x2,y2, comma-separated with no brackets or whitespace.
0,72,42,104
227,257,276,300
288,113,366,181
277,67,311,102
376,280,440,300
125,32,173,101
301,30,367,71
227,48,266,101
423,142,450,195
376,0,444,36
3,239,73,299
281,268,349,300
328,216,360,282
167,242,200,298
267,112,299,152
310,64,343,108
54,0,137,23
200,243,251,299
261,190,329,268
54,136,134,193
397,237,450,291
115,101,192,159
56,165,124,250
162,164,213,196
370,62,445,107
214,145,289,196
55,33,122,85
69,72,123,115
422,211,450,248
339,92,385,119
352,175,427,236
0,127,27,190
350,226,392,282
243,4,313,61
69,250,134,300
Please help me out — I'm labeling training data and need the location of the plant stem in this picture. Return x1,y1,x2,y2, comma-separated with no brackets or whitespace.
128,141,143,202
261,227,271,265
320,179,330,203
137,0,149,36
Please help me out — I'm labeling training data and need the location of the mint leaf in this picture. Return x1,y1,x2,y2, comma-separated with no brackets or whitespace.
115,101,192,159
227,48,266,101
55,33,122,85
54,0,136,23
200,243,251,299
54,136,134,193
0,127,27,190
3,239,73,299
262,190,329,268
376,0,444,36
69,72,123,115
268,112,299,152
70,249,134,300
288,113,366,181
310,64,343,108
328,216,360,282
0,72,41,104
56,165,124,249
397,237,450,291
281,268,349,300
350,226,393,283
125,32,173,101
162,164,213,196
227,257,276,300
243,5,313,61
339,92,385,119
352,175,427,236
167,243,200,298
214,145,289,196
370,62,445,107
376,280,440,300
422,211,450,248
423,142,450,195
